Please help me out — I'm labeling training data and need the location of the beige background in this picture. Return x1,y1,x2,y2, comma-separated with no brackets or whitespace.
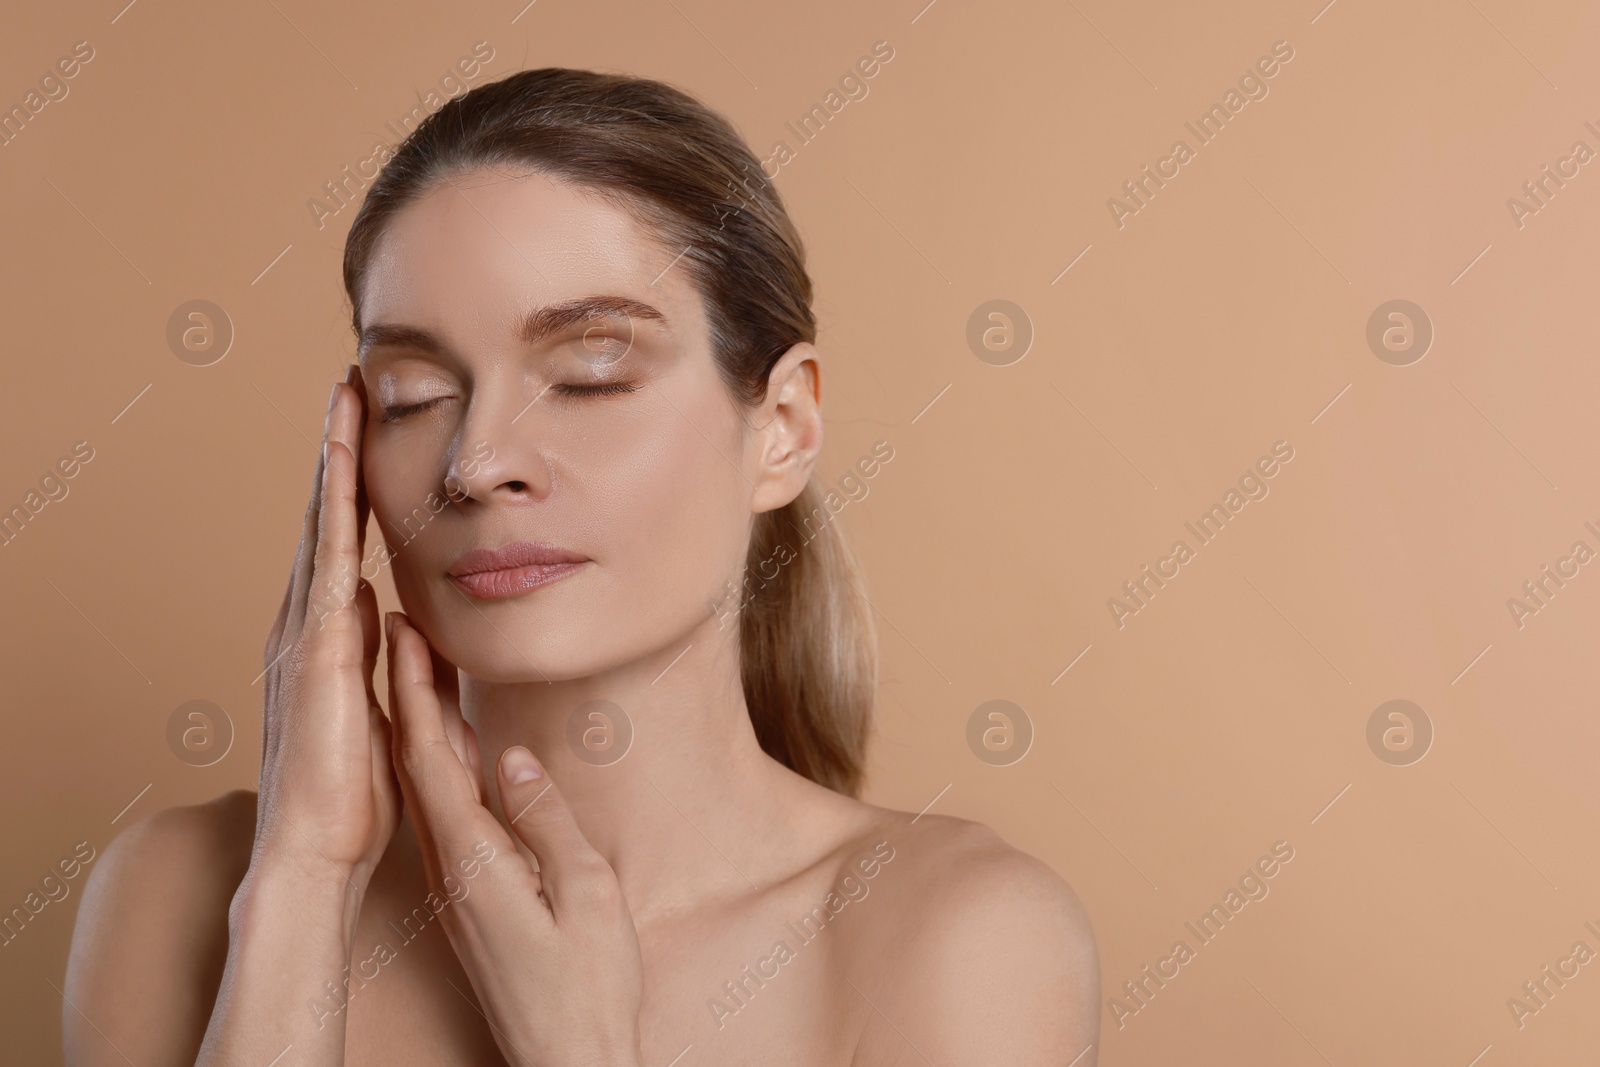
4,0,1599,1062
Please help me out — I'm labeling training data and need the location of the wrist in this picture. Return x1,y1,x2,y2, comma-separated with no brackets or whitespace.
232,847,366,954
579,1035,644,1067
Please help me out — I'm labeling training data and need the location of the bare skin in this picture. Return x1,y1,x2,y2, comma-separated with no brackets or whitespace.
62,167,1100,1066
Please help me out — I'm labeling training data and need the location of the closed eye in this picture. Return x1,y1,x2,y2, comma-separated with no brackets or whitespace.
552,382,639,399
380,382,639,421
379,397,449,423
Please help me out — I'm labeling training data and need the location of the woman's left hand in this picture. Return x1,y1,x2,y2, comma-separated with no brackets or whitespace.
384,610,645,1067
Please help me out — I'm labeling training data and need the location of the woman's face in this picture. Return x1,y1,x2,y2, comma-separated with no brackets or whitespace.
355,166,784,682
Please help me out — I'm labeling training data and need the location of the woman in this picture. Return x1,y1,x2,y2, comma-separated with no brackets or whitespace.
64,68,1099,1066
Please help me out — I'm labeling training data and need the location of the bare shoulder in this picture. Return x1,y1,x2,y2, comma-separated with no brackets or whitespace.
64,789,258,1066
840,807,1102,1066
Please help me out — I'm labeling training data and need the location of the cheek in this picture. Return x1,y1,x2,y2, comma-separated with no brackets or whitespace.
573,396,751,614
361,445,445,582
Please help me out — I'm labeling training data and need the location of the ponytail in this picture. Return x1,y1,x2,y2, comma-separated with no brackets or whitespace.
740,482,877,796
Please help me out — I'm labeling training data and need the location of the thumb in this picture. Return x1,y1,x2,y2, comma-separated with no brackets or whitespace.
498,747,609,915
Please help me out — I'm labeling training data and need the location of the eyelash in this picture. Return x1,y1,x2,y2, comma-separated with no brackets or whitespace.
557,381,639,400
379,399,441,423
379,382,639,422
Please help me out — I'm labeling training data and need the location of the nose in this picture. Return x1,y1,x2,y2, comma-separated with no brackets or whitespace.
444,386,553,506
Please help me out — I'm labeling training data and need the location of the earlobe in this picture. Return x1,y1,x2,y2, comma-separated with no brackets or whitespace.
750,343,824,512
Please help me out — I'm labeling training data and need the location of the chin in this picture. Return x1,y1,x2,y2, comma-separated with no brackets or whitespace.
428,611,608,685
401,564,723,684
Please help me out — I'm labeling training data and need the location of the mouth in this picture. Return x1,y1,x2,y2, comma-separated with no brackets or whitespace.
447,540,590,600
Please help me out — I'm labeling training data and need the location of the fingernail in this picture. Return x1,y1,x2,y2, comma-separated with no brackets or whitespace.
345,363,358,385
328,382,341,412
385,611,395,641
503,746,542,784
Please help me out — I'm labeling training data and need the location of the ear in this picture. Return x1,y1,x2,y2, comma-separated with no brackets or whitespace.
748,341,823,514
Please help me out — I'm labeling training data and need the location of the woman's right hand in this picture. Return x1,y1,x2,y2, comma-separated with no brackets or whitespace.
253,363,400,906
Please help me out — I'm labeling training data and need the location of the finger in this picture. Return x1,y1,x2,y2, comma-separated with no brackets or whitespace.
268,443,326,663
326,367,365,509
303,385,364,643
356,577,382,712
496,748,613,918
368,686,401,828
263,453,319,669
348,363,371,539
428,643,471,779
387,612,491,861
343,363,383,704
264,563,293,670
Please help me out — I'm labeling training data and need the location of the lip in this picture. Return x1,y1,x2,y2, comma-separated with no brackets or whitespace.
447,540,590,600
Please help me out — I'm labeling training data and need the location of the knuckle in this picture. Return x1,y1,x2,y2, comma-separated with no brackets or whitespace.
306,592,358,641
296,624,358,672
397,736,444,774
397,744,426,777
566,861,619,906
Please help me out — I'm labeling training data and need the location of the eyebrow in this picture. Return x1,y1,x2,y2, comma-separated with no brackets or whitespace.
357,295,669,361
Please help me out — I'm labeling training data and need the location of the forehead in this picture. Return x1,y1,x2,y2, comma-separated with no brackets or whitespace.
358,166,703,340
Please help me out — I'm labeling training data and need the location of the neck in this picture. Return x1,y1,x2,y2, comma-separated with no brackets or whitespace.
460,613,811,927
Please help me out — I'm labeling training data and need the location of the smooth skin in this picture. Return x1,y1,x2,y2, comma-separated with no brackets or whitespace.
63,167,1100,1066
